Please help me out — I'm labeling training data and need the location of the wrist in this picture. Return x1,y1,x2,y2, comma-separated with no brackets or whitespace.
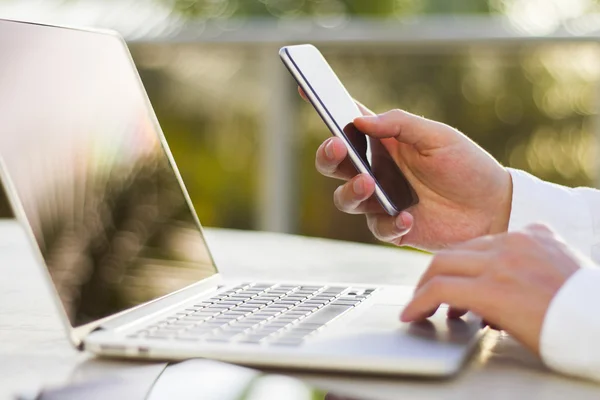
489,167,513,235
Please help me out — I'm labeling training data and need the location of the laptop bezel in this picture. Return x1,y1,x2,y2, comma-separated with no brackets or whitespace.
0,18,223,348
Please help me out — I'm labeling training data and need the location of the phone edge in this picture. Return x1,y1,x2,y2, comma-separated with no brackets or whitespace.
278,46,401,216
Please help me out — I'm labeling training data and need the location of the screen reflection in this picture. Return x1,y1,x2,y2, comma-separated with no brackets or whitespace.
342,123,416,210
0,20,217,327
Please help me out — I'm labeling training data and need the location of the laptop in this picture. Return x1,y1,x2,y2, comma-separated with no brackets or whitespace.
0,18,485,377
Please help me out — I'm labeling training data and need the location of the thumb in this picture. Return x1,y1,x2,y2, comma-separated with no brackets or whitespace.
353,109,458,152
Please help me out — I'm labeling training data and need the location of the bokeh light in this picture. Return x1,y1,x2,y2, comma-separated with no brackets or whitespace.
1,0,599,244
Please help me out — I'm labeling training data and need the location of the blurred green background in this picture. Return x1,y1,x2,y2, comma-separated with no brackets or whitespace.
1,0,599,244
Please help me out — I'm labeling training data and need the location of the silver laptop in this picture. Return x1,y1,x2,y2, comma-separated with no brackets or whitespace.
0,19,485,377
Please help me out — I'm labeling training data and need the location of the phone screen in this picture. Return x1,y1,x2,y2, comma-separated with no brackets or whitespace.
282,45,418,213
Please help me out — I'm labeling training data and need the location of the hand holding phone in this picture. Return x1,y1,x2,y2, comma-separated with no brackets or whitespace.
279,44,418,215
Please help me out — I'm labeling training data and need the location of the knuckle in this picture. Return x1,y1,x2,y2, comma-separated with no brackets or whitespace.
489,263,513,283
429,249,454,270
390,108,408,119
434,249,453,261
315,157,335,177
368,217,386,242
427,255,445,274
426,277,447,296
526,223,554,238
332,187,346,212
494,248,523,275
527,222,550,232
506,231,534,246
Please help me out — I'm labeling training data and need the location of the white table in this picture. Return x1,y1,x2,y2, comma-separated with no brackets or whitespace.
1,220,599,399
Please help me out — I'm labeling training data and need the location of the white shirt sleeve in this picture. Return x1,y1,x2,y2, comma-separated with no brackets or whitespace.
508,168,597,260
507,168,600,381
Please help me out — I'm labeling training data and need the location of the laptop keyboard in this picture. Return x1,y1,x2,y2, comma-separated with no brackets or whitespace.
129,283,376,347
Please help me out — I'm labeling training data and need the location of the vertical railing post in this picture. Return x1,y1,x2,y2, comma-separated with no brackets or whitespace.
257,46,297,233
595,76,600,189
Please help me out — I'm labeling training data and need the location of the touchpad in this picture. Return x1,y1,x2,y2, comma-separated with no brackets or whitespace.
348,304,481,346
348,304,405,330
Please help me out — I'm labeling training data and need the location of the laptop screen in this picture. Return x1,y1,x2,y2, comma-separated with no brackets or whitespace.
0,20,218,327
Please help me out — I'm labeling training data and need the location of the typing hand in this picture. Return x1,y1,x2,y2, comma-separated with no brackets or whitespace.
401,224,582,353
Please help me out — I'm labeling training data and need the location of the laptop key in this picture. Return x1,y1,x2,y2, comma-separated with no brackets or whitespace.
204,337,234,343
270,338,304,346
330,301,360,307
243,317,274,324
206,306,233,312
219,301,244,306
147,335,172,340
186,314,217,321
227,295,253,300
285,295,308,300
234,306,261,313
175,334,204,341
238,339,264,344
302,305,353,325
223,310,249,316
263,304,291,310
264,321,291,328
246,300,272,306
148,330,176,337
187,324,221,331
291,306,316,312
158,324,184,331
171,320,198,327
278,300,301,306
303,300,328,306
311,295,333,301
252,284,272,289
294,322,325,329
194,301,216,307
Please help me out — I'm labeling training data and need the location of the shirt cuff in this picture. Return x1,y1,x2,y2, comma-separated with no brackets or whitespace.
540,267,600,381
507,168,594,258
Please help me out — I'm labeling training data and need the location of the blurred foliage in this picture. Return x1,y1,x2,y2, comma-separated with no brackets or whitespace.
159,0,494,18
158,0,600,20
128,0,600,243
1,0,599,246
131,40,598,244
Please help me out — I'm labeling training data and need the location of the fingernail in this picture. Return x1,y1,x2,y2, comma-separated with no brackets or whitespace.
400,309,411,322
357,115,378,123
353,177,365,196
324,139,334,160
395,215,406,232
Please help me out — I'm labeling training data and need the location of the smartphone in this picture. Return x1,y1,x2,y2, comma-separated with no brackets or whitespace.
279,44,418,215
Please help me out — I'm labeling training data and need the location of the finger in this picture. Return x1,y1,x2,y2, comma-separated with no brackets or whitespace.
315,137,356,180
345,196,386,214
353,109,457,152
415,250,488,291
524,223,555,238
366,212,412,242
401,276,481,322
298,86,308,102
447,308,468,319
333,174,376,214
